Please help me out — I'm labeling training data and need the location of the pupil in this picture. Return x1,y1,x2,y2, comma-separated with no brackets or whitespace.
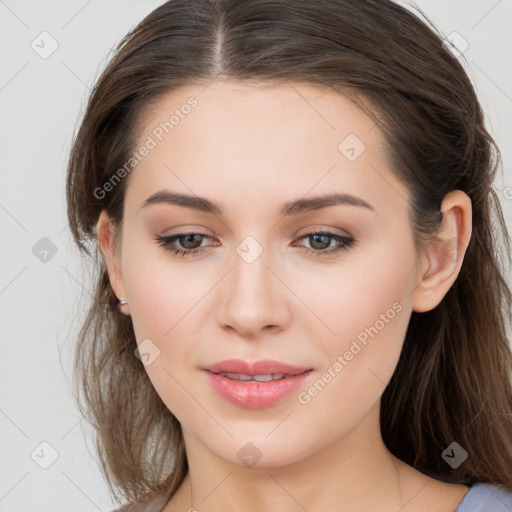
310,234,330,250
181,234,202,249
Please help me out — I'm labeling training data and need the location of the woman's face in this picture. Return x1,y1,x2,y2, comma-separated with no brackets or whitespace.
104,80,425,466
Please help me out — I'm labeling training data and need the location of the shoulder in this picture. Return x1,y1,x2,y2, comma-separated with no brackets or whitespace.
455,482,512,512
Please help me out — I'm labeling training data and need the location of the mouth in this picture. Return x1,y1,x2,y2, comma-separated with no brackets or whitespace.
202,358,313,377
201,359,314,409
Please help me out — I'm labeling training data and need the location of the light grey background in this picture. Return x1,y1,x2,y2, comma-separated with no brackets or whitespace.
0,1,511,511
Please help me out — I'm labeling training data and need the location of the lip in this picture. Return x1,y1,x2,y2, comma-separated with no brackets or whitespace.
201,359,314,409
202,358,312,376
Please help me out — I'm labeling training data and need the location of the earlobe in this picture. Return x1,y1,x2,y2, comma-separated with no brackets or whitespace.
412,190,472,313
97,210,130,314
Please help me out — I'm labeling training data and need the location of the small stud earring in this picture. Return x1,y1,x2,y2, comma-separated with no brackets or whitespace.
118,297,129,314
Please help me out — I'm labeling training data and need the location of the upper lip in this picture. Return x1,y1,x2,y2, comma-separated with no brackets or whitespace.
202,359,312,376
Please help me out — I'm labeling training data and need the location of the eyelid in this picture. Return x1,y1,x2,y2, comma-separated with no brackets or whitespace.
294,224,352,238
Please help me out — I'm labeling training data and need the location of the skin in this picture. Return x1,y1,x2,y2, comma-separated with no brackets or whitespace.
97,80,472,512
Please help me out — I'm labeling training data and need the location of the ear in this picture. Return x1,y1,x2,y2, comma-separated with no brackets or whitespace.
411,190,472,313
97,210,130,315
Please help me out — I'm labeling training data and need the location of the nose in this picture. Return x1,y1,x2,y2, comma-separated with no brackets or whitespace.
215,240,292,338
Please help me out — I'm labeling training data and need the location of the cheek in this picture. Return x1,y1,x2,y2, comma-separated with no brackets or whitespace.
295,238,415,398
298,238,414,344
119,246,204,418
290,300,410,450
121,239,210,341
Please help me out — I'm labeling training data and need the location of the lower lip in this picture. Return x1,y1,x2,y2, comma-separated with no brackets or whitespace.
204,370,314,409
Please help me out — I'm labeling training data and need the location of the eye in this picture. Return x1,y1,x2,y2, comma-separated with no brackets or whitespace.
154,230,356,258
292,230,356,257
154,232,215,258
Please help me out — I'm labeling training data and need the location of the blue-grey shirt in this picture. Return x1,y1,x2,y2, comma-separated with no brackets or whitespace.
454,482,512,511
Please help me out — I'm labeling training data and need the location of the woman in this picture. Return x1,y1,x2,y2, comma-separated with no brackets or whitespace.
66,0,512,510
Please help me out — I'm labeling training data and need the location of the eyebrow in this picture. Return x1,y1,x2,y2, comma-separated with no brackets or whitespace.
140,190,376,216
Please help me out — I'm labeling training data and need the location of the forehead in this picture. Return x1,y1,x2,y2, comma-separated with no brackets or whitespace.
125,80,408,216
136,80,378,148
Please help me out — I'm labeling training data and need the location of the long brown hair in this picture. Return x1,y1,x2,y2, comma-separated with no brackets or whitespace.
66,0,512,509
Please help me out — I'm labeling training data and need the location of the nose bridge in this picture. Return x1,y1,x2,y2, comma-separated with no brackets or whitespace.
216,233,290,335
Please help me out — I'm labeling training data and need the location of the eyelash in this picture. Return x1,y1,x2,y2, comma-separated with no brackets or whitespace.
154,230,356,258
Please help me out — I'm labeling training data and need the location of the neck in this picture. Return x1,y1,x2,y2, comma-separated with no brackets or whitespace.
167,403,413,512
